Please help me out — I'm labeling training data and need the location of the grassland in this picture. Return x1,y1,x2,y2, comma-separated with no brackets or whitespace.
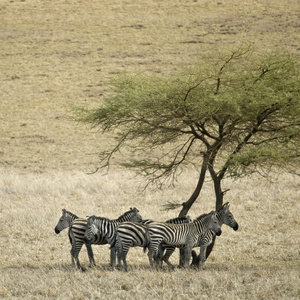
0,0,299,299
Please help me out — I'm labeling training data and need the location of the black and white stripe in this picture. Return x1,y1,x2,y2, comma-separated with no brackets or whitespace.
55,207,142,270
147,211,222,269
84,207,142,270
54,209,95,268
115,216,191,271
190,202,239,266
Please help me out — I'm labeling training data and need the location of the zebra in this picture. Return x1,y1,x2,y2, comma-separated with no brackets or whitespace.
115,216,191,271
84,208,143,270
146,211,222,270
55,207,142,271
54,209,96,267
115,222,149,271
190,202,238,266
160,202,239,268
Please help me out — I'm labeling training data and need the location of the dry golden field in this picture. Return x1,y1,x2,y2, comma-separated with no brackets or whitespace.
0,0,299,299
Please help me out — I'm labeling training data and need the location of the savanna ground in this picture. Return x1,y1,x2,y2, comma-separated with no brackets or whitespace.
0,0,299,299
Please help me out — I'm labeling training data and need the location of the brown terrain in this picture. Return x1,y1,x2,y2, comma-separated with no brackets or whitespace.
0,0,299,299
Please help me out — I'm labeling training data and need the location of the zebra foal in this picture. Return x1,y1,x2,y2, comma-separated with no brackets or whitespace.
146,211,222,270
84,208,143,270
116,216,191,271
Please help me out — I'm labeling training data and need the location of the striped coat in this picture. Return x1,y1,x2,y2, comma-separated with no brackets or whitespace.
146,211,222,269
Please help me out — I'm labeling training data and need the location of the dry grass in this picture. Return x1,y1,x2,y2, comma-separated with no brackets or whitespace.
0,169,299,299
0,0,300,299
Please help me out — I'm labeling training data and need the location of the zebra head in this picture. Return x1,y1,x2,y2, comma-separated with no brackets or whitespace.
117,207,143,223
218,202,239,231
208,211,222,236
130,207,143,223
55,209,77,234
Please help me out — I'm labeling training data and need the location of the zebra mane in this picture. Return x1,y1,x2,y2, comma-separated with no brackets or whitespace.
218,202,229,213
115,207,139,221
165,216,191,223
87,215,110,223
87,207,140,225
194,211,214,221
63,209,78,220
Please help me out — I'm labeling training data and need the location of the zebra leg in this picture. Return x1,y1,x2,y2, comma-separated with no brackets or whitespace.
85,243,96,267
154,244,165,268
148,241,158,270
161,246,176,269
148,249,155,269
68,229,76,266
110,245,117,270
184,244,193,268
70,241,85,271
116,238,124,270
69,229,84,270
122,246,130,272
198,245,207,270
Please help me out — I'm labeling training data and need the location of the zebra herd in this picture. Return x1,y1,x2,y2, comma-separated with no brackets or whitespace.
54,203,238,271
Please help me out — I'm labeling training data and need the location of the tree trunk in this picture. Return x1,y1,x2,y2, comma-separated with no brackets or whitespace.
212,175,224,211
178,154,209,266
178,154,209,218
191,168,224,266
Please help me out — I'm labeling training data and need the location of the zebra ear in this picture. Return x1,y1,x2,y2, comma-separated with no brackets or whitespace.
88,215,95,222
131,207,138,213
223,202,230,209
62,209,66,214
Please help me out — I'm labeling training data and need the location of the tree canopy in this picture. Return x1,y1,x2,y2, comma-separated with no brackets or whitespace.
73,45,300,213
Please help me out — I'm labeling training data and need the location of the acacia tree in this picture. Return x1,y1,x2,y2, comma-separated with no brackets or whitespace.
73,45,300,260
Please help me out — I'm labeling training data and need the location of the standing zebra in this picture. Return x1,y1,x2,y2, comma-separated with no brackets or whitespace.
55,207,142,271
116,216,191,271
54,209,96,267
115,222,149,271
84,208,143,270
160,202,239,268
146,211,222,269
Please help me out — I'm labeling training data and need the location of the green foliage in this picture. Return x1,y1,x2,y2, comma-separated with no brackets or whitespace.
73,45,300,185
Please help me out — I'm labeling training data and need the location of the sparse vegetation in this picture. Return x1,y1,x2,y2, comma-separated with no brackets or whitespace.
0,0,299,299
1,169,299,299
